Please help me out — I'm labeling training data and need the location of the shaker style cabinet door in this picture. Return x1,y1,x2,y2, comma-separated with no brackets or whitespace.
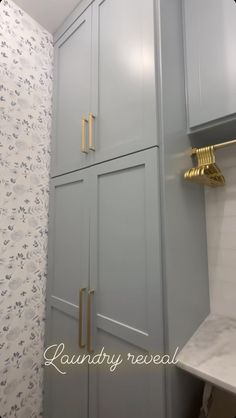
51,8,92,177
184,0,236,129
44,171,90,418
89,0,158,164
88,149,165,418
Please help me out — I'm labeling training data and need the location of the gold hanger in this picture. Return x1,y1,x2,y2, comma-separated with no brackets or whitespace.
184,139,236,187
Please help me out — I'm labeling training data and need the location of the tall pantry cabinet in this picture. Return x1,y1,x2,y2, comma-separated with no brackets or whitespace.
44,0,209,417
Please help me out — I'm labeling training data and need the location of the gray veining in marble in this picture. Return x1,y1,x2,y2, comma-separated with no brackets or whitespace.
177,314,236,394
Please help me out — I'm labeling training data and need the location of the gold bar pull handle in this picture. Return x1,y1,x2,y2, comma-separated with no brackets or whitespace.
81,117,88,153
79,287,86,348
89,113,96,151
87,289,95,353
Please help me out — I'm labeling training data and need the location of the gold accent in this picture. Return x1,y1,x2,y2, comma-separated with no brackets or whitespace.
79,287,86,348
89,113,96,151
87,289,95,353
81,117,88,153
184,139,236,187
191,138,236,155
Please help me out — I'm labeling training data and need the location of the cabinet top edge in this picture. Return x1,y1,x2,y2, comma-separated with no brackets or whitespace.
53,0,93,45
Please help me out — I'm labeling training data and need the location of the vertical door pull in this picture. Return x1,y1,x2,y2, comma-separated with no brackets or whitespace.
89,113,96,151
79,287,87,348
87,289,95,353
81,117,88,153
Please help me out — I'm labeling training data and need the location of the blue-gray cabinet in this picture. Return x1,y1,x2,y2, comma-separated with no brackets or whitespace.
52,8,92,176
89,150,165,418
183,0,236,130
52,0,158,177
90,0,158,165
45,149,165,418
46,0,210,417
44,171,89,417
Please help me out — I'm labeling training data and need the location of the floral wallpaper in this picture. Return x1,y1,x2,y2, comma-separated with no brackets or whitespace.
0,1,53,417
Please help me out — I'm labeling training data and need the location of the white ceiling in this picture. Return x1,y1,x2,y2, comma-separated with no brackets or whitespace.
13,0,81,33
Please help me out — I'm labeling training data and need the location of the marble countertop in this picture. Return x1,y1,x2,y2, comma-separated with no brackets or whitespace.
177,314,236,394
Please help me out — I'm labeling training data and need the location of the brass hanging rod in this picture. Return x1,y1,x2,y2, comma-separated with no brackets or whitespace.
184,139,236,187
191,138,236,155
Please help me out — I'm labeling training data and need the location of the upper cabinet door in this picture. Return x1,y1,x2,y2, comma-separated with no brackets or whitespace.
52,8,92,177
90,0,158,163
184,0,236,129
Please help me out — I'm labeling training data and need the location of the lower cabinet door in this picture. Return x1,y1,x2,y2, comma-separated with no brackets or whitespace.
44,171,90,418
88,148,165,418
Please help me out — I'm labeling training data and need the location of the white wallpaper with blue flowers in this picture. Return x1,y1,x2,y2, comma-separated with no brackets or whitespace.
0,1,53,416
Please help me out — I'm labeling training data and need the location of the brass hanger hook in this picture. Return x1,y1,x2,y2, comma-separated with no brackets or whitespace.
184,139,236,187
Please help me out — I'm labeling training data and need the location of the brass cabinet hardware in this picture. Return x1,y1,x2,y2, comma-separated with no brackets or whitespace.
88,113,96,151
81,117,88,153
87,289,95,353
79,287,87,348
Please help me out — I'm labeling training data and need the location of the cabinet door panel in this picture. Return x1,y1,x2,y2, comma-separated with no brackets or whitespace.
52,178,88,305
46,308,88,418
44,171,89,418
184,0,236,128
92,331,161,418
52,8,92,176
90,0,158,163
95,164,147,331
89,149,165,418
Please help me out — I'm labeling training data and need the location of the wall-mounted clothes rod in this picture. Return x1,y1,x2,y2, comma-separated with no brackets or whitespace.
191,138,236,155
184,139,236,188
